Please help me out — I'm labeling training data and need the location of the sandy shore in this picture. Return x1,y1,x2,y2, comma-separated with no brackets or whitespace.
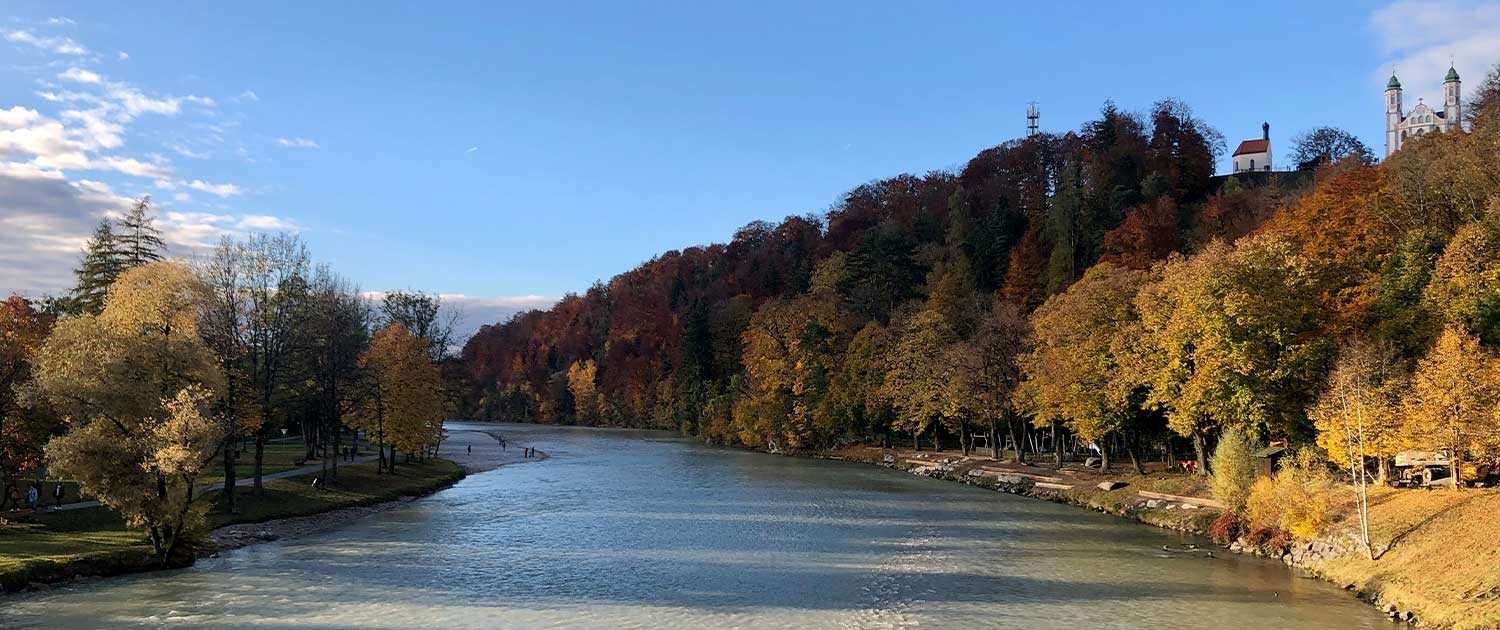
200,425,544,556
438,424,548,473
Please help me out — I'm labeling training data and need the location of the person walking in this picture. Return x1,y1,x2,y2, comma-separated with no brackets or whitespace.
467,444,472,454
52,482,64,507
26,483,39,512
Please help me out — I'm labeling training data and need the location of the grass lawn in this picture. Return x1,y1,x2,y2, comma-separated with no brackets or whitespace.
0,457,463,591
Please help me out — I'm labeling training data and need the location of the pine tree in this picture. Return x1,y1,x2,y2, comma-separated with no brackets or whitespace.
67,220,127,315
116,197,167,267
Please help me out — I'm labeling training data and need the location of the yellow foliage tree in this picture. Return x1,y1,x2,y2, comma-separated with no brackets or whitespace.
352,324,446,472
1401,326,1500,491
1019,263,1145,471
567,359,603,424
34,262,225,564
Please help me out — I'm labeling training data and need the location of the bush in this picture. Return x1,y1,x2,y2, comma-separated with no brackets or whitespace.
1244,450,1336,541
1245,525,1274,547
1210,427,1258,513
1266,529,1294,555
1210,511,1243,544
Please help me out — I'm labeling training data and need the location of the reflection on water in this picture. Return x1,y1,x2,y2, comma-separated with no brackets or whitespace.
0,423,1384,629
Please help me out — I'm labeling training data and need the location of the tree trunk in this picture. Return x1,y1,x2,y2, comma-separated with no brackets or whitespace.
1099,435,1111,471
959,418,971,456
253,427,266,494
1007,416,1023,464
913,431,920,452
1376,457,1389,485
389,445,397,473
1052,421,1062,466
222,440,238,512
989,417,1000,459
1193,431,1208,476
931,424,941,452
1126,439,1144,475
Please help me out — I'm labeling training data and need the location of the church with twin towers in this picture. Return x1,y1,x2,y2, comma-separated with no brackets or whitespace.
1385,64,1463,158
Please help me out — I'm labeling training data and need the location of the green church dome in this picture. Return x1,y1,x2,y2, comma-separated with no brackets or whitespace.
1387,74,1402,89
1446,66,1461,82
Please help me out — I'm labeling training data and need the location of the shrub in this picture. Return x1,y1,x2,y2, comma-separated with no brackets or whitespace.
1210,511,1243,544
1244,450,1336,541
1266,529,1294,555
1210,427,1258,513
1245,526,1274,547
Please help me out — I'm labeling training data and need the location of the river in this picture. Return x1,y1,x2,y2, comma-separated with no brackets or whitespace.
1,423,1385,629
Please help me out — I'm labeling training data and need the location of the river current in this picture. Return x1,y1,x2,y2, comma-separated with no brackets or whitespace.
1,423,1384,629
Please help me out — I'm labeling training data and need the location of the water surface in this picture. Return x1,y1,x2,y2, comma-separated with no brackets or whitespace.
0,423,1384,629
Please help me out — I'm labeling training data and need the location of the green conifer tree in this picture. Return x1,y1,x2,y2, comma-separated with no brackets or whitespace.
116,197,167,267
66,220,127,315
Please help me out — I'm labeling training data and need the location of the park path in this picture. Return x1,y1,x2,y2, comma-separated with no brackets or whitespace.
51,455,379,512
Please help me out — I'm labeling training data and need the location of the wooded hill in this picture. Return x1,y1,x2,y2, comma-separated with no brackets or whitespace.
460,84,1500,471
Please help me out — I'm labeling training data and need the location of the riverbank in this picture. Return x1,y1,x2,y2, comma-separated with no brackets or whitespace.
1,424,552,593
813,443,1500,629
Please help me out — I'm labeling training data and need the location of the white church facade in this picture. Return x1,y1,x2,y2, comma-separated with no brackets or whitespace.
1385,66,1462,157
1232,122,1272,173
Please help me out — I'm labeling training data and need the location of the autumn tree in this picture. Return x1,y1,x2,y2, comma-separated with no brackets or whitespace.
0,296,58,507
567,359,603,424
1402,326,1500,491
352,324,445,472
945,299,1029,460
1019,263,1146,471
34,262,225,564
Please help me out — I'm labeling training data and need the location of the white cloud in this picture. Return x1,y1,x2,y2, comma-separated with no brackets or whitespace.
57,67,102,85
233,90,259,103
276,136,319,149
236,215,296,230
168,143,210,159
173,192,190,202
1371,1,1500,103
117,51,129,61
186,179,241,197
45,17,76,26
466,146,480,153
3,29,87,55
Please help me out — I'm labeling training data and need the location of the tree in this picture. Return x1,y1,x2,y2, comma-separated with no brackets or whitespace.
1425,217,1500,346
241,233,309,494
1309,339,1406,559
1466,61,1500,127
352,324,445,472
115,197,167,267
1290,127,1374,170
1209,426,1257,514
1402,326,1500,491
380,291,459,362
0,296,58,507
946,299,1029,461
882,307,957,451
34,262,225,565
67,221,127,316
567,359,603,423
1019,263,1146,471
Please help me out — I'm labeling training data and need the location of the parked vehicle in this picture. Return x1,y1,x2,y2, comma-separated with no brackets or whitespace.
1392,450,1496,488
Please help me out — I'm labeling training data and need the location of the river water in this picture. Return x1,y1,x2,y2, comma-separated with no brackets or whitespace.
1,423,1384,629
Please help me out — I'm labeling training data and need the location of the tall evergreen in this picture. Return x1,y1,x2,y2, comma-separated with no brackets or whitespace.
116,197,167,267
67,220,127,315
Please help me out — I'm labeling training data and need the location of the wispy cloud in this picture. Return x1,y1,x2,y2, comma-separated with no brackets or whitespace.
117,51,129,61
276,136,319,148
186,179,241,197
1371,0,1500,102
4,29,86,55
45,17,76,26
58,67,102,85
233,90,259,103
466,146,480,153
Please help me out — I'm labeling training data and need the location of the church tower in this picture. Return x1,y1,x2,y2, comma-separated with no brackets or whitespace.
1444,65,1462,132
1385,73,1403,157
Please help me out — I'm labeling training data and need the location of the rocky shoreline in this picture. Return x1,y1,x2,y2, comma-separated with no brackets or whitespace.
804,448,1425,627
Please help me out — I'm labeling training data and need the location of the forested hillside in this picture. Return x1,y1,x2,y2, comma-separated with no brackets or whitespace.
461,84,1500,471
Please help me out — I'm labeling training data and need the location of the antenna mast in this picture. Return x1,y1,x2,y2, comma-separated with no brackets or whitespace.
1026,101,1039,137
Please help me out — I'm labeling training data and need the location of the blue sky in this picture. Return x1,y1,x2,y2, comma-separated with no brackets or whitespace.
3,1,1498,333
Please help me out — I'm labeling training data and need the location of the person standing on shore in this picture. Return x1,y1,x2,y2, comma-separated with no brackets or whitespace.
52,482,64,507
26,483,39,512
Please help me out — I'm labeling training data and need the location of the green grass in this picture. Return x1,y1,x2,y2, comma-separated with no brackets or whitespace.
0,457,463,591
